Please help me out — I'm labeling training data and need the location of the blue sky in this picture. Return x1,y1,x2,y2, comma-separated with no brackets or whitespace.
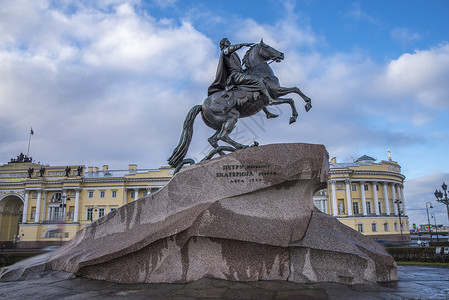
0,0,448,226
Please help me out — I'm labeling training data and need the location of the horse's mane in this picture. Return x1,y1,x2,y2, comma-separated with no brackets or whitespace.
242,43,258,69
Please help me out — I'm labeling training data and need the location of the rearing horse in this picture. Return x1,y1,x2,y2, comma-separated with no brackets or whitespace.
168,40,311,171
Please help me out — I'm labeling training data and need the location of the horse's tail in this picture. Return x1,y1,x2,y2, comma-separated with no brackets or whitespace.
167,105,202,168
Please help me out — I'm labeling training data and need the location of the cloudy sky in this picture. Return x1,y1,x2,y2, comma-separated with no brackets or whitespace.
1,0,448,226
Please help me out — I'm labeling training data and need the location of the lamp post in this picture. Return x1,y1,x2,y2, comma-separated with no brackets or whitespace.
426,202,433,241
431,213,440,241
434,182,449,224
394,199,403,239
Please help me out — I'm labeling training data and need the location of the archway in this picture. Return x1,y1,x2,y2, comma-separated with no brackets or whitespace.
0,194,23,247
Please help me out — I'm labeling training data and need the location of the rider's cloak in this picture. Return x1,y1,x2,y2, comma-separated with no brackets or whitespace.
207,48,265,97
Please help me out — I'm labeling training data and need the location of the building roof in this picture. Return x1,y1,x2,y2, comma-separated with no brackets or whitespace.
355,155,376,165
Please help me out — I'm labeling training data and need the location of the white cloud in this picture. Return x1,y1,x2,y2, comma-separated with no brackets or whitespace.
0,0,448,196
379,43,449,109
0,0,216,167
342,2,380,25
404,173,449,226
391,27,421,46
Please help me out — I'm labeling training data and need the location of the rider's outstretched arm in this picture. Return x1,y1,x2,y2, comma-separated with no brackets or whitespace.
223,43,251,55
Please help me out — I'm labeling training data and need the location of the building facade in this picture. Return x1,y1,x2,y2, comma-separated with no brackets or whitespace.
1,153,410,248
0,154,172,248
313,155,410,242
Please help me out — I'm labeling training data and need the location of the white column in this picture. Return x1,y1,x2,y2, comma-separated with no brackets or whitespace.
331,180,338,216
400,185,407,215
22,190,30,223
35,190,42,223
74,189,80,223
147,188,151,196
41,191,47,222
373,181,380,215
395,184,403,215
383,182,391,215
391,183,398,215
47,202,51,221
134,189,139,201
62,189,67,220
360,181,367,216
345,179,353,216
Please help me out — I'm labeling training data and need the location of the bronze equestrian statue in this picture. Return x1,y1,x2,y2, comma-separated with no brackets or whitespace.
168,39,311,173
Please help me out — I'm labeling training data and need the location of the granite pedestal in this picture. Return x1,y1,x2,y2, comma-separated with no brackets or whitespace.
0,143,396,285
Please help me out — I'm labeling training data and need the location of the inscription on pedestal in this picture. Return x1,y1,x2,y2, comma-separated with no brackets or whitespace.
216,164,278,184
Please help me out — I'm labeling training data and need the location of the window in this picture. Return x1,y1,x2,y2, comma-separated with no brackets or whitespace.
394,222,398,231
130,191,135,199
98,208,105,218
352,202,360,214
352,184,357,191
112,190,117,198
50,192,62,202
366,201,372,214
378,201,382,214
100,191,105,198
42,229,61,238
87,208,93,221
49,207,60,221
372,223,377,232
364,184,369,191
376,184,379,191
64,232,69,238
88,191,94,198
357,224,364,232
384,222,389,232
31,207,36,220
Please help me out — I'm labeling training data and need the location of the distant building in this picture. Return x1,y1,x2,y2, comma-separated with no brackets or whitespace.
1,152,410,248
313,155,410,242
0,154,172,248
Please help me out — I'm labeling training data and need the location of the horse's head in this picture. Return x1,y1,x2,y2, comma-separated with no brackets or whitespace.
243,39,284,69
258,39,284,62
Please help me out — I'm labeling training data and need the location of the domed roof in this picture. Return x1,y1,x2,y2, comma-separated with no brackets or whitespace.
355,155,376,164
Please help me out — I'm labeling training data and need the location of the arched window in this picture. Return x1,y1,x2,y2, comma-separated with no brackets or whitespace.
50,192,62,203
42,229,62,238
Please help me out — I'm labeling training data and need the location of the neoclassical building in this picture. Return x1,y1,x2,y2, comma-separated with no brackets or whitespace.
1,152,409,248
313,155,410,242
0,154,172,248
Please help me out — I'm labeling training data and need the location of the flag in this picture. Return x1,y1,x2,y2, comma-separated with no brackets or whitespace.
30,128,34,135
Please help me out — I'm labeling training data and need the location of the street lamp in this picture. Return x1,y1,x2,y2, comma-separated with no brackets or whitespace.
431,213,440,241
394,199,403,239
426,202,433,241
434,182,449,224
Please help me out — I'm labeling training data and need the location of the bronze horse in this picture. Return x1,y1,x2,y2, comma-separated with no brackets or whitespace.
168,40,311,171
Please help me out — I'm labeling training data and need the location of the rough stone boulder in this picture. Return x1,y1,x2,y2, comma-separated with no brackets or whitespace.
0,143,397,284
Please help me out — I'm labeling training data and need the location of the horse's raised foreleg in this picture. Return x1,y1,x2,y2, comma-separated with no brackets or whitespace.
268,98,298,124
276,86,312,113
276,86,311,103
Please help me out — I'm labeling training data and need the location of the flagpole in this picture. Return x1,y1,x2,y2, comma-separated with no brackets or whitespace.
27,128,32,157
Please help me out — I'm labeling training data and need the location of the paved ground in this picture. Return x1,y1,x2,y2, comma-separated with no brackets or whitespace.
0,265,448,299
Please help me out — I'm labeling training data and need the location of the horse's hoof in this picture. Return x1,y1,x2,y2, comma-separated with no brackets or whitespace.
289,117,297,124
305,102,312,112
266,113,279,119
251,141,259,147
